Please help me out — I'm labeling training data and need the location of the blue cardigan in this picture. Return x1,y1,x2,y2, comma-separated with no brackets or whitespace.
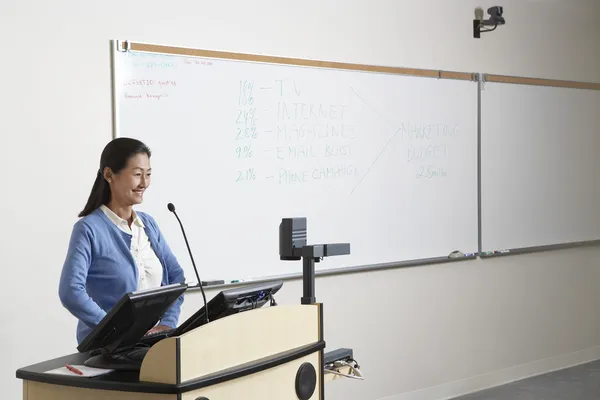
58,207,186,344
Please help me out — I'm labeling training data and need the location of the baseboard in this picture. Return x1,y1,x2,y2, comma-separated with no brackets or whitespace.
378,345,600,400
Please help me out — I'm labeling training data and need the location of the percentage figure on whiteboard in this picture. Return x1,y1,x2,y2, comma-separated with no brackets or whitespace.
236,108,258,127
239,80,254,105
236,168,256,182
236,127,259,140
236,145,253,158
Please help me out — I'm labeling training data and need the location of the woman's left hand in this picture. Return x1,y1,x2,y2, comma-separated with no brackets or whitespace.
146,324,172,335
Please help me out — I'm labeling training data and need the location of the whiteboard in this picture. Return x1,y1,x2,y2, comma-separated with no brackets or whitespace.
112,44,478,282
481,81,600,252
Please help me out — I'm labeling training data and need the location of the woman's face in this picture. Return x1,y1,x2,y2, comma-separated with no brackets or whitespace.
105,153,152,207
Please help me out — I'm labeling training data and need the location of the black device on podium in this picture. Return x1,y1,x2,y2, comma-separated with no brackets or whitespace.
279,217,351,304
138,280,284,347
77,283,188,370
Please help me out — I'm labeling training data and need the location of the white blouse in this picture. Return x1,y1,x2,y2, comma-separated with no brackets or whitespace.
100,205,163,290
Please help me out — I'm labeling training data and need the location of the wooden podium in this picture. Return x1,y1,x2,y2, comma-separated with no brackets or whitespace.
18,218,357,399
17,303,331,400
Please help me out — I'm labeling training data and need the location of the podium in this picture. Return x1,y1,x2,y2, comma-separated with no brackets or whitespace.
16,303,339,400
18,217,358,399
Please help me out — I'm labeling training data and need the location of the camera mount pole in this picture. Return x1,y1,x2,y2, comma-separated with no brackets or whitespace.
279,218,350,305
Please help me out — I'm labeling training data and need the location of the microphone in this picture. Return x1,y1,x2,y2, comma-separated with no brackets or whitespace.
167,202,209,324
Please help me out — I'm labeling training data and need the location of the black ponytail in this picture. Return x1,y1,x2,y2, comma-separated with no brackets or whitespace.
78,171,112,217
78,137,151,218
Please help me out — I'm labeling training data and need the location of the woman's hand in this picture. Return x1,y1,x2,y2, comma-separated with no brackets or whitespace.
146,324,172,335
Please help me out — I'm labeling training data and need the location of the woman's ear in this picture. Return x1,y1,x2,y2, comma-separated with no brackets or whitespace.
103,167,113,184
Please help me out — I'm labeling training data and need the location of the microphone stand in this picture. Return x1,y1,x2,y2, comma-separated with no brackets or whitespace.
168,203,209,324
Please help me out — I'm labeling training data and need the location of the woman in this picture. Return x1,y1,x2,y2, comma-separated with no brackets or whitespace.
59,137,185,344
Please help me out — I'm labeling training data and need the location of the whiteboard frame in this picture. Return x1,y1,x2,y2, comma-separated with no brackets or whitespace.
111,40,478,81
109,40,119,139
477,75,483,254
478,240,600,259
484,73,600,90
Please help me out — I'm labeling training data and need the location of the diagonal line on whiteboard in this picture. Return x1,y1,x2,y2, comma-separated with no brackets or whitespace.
350,126,402,195
349,84,397,129
348,84,403,194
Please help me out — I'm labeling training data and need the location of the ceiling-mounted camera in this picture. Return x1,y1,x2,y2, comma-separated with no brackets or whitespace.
487,6,505,24
473,6,505,38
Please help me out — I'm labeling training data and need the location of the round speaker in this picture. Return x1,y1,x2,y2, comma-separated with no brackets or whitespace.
295,362,317,400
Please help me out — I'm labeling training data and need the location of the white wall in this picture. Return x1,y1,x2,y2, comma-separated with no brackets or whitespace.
1,1,599,399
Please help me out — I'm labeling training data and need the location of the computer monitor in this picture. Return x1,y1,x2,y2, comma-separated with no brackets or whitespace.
77,282,187,370
139,280,284,347
176,280,283,335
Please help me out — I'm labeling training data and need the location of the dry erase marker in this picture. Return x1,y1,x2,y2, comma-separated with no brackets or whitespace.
65,364,83,375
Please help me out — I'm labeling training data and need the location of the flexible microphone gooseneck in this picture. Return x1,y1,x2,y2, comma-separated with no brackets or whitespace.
167,202,209,324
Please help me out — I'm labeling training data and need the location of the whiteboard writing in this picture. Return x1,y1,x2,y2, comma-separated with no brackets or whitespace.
123,92,169,100
233,78,360,186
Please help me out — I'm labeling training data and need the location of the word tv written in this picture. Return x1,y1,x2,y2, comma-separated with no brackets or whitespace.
278,165,359,184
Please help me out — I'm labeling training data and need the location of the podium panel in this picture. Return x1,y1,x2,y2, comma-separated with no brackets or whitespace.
23,353,322,400
23,381,174,400
181,353,320,400
140,304,322,385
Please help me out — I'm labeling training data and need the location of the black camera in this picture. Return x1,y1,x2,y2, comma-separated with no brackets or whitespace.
487,6,505,24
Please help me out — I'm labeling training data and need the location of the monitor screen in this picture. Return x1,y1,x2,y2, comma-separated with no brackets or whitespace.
77,282,187,354
174,280,283,336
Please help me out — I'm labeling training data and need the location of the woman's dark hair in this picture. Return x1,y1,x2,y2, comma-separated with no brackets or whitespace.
79,137,151,217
